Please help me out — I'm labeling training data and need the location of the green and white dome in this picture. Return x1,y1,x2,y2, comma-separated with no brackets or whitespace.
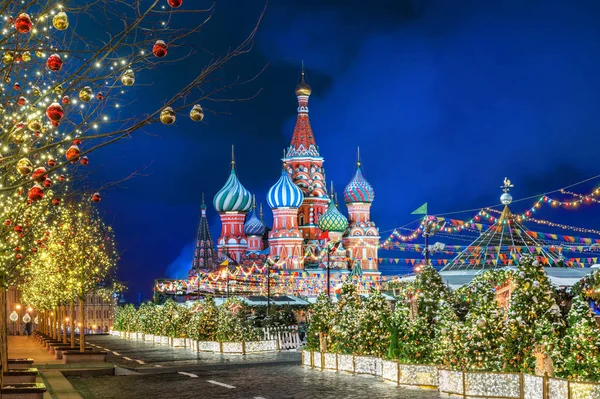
213,164,253,213
318,200,348,233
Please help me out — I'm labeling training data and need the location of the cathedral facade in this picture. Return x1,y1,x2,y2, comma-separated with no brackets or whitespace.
192,71,380,276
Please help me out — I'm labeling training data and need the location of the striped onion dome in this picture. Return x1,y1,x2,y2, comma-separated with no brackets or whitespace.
318,200,349,233
213,164,253,213
344,164,374,203
267,169,304,209
244,205,265,236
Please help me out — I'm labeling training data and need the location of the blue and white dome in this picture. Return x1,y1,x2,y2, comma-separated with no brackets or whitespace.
213,165,253,213
244,207,266,236
267,170,304,209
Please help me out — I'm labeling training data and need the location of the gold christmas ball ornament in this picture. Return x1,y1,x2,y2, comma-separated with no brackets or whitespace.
17,158,33,175
2,52,14,64
190,104,204,122
0,104,4,115
54,85,63,95
160,107,176,125
52,11,69,31
35,51,44,58
32,86,41,96
28,119,42,131
21,51,31,62
79,86,93,102
121,69,135,86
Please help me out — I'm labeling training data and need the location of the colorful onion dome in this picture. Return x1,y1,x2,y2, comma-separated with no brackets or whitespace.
267,169,304,209
213,163,253,213
344,163,375,203
244,201,266,236
318,200,349,233
295,69,312,97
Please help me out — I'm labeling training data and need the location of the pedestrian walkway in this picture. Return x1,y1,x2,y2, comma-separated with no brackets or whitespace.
8,336,85,398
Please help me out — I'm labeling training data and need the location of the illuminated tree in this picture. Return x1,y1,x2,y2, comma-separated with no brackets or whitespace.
187,297,218,341
330,283,361,355
561,296,600,381
306,293,334,352
356,290,390,357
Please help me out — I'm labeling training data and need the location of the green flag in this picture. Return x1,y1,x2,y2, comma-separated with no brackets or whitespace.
411,202,428,215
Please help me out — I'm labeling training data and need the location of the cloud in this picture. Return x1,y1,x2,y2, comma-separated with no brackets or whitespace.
164,242,196,279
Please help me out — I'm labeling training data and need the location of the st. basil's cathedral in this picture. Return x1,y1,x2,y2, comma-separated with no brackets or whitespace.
189,70,381,289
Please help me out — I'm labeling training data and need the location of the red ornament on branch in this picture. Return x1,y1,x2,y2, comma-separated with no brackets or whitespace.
46,102,64,123
65,145,80,163
47,157,56,167
46,54,63,71
31,167,47,182
167,0,183,8
153,40,168,57
80,156,89,166
15,13,32,34
91,192,101,203
43,178,53,188
62,95,70,105
52,198,61,206
28,185,44,201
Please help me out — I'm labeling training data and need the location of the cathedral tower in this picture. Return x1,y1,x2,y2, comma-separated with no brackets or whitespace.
244,196,266,253
342,150,380,272
267,165,305,269
191,194,218,273
283,68,329,242
213,148,253,264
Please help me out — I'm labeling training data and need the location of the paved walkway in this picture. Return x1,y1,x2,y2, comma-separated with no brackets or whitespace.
8,336,84,398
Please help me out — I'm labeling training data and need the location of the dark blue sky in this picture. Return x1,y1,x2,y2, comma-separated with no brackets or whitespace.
89,0,600,301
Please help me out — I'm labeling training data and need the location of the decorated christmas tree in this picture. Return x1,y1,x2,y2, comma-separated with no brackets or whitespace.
187,297,219,341
561,296,600,381
356,290,391,357
306,293,334,352
385,299,412,360
330,283,362,355
216,298,258,342
504,255,563,373
462,280,506,371
433,299,465,369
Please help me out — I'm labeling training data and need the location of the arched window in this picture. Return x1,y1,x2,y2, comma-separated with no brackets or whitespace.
298,213,305,225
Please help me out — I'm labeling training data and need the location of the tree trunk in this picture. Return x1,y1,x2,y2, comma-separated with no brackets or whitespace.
0,288,7,375
56,306,61,342
70,302,75,348
79,297,85,353
319,332,328,353
62,306,67,344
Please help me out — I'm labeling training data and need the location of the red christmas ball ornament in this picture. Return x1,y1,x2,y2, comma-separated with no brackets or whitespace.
14,225,23,233
34,131,41,138
91,192,101,203
46,54,63,71
167,0,182,8
14,246,21,252
13,82,20,90
152,40,168,57
59,175,66,182
46,102,64,122
96,92,104,101
47,157,56,167
28,184,44,201
43,178,53,188
72,139,82,146
51,120,61,127
66,146,80,163
17,97,26,106
51,198,60,206
14,14,32,34
80,156,89,166
31,247,37,253
31,167,47,182
16,253,23,260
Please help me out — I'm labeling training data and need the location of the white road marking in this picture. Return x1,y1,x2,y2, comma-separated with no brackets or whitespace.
154,365,163,368
254,397,267,399
112,351,121,356
178,372,198,378
207,380,236,389
123,357,132,361
135,359,145,364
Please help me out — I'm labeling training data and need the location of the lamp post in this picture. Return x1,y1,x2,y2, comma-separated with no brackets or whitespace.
422,216,446,267
266,256,279,316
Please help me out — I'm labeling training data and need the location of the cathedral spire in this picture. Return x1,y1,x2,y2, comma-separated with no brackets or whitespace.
287,65,319,158
192,196,217,272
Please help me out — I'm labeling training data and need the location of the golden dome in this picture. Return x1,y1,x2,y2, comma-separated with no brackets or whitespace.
295,71,312,96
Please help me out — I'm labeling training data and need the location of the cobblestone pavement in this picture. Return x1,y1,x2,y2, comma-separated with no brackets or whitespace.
70,364,443,399
85,335,300,371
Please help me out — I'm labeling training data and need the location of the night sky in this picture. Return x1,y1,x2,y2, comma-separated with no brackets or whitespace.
87,0,600,302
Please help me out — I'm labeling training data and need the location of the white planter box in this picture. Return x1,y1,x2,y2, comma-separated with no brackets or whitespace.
119,331,126,339
154,335,161,344
548,378,569,399
198,341,221,352
524,374,543,399
324,353,337,372
135,332,144,341
144,334,154,342
110,330,120,336
381,360,398,383
172,338,185,347
338,354,354,374
465,372,520,398
570,381,600,399
398,364,438,387
160,336,170,345
313,352,323,369
354,356,381,377
302,351,312,367
439,369,463,395
222,342,243,354
245,340,277,353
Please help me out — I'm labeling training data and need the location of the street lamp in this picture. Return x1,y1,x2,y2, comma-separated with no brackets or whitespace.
265,256,279,316
422,216,446,267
